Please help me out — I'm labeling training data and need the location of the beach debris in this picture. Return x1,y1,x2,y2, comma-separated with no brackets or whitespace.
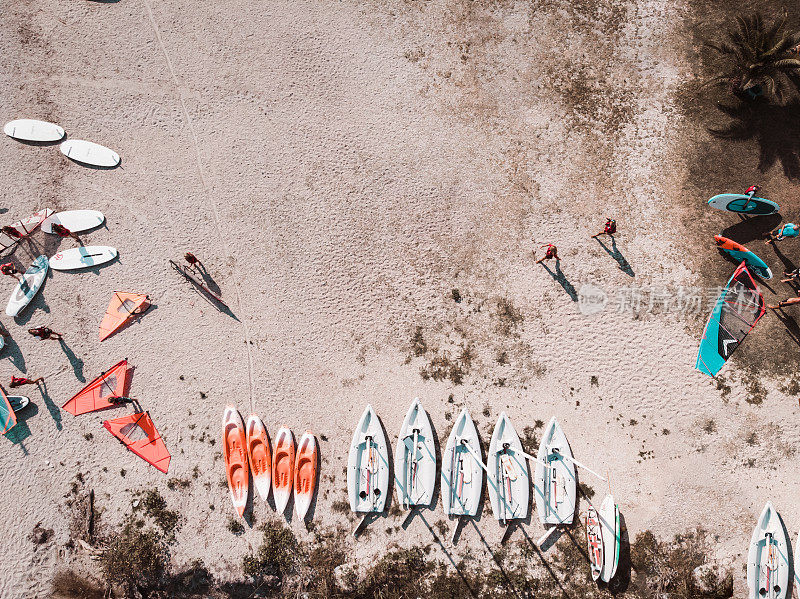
63,359,130,415
99,292,150,341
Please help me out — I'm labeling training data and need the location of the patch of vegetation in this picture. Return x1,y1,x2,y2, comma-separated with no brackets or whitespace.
578,482,595,499
242,522,299,580
133,489,180,540
715,376,731,401
101,520,168,594
590,375,599,386
745,431,758,446
494,298,523,336
521,426,538,453
451,288,462,303
51,570,104,599
167,477,191,491
419,351,468,385
410,326,427,357
83,433,93,441
781,377,800,396
746,378,767,405
227,518,245,535
702,418,717,434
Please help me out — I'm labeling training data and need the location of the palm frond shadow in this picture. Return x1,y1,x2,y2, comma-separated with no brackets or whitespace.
710,98,800,178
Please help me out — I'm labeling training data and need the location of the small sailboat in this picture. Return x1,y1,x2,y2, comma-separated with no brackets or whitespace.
347,405,389,513
534,417,576,525
394,398,436,509
487,412,529,523
441,409,483,518
747,502,788,599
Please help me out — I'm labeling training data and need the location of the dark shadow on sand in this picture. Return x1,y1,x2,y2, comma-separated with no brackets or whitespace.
540,261,578,302
769,241,798,276
59,338,85,382
519,526,573,599
4,402,39,449
594,236,634,276
721,213,781,245
3,335,26,371
37,380,62,431
769,307,800,349
710,98,800,179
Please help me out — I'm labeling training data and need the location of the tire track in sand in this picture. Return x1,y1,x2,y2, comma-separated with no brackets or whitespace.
142,0,255,409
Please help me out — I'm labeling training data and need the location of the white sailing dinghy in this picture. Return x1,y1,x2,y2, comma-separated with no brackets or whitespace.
394,398,436,509
347,404,389,513
747,502,788,599
586,505,604,581
487,412,529,524
442,408,483,518
598,494,621,583
534,417,576,525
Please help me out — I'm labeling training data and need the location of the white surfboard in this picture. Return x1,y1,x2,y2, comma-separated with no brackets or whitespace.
748,502,789,599
442,408,483,517
4,119,65,142
487,412,529,523
534,417,576,525
599,494,621,583
49,246,117,271
42,210,105,234
394,398,436,509
8,396,30,413
6,255,48,317
60,139,120,168
347,404,389,513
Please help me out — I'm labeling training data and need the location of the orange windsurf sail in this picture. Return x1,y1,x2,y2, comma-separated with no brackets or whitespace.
63,360,129,415
103,411,171,473
99,292,150,341
0,387,17,434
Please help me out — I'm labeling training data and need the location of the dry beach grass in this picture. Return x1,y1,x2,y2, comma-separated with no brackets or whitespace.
3,0,800,596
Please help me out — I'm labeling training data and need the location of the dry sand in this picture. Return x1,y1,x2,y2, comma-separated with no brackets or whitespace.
2,0,800,596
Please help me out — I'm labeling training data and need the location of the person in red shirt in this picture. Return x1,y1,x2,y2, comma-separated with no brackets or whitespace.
184,252,203,271
592,218,617,238
0,262,21,280
536,244,560,264
50,223,82,244
28,327,62,340
10,376,43,388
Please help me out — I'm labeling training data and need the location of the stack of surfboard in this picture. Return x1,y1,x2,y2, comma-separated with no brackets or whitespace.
223,405,318,520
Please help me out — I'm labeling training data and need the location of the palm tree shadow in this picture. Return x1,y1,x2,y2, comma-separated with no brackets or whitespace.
710,98,800,179
540,261,578,302
594,237,634,277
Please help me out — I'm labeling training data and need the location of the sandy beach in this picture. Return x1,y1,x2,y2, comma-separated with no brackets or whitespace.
3,0,800,597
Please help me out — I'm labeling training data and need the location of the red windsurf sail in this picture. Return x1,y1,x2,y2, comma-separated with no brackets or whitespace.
63,360,129,415
99,292,149,341
103,411,170,473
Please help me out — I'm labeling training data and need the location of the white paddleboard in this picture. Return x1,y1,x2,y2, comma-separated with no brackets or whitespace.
49,246,117,271
599,494,620,583
4,119,65,142
748,502,788,599
60,139,120,168
8,396,30,413
6,255,48,317
534,417,576,525
347,404,389,513
393,398,436,509
42,210,105,234
487,412,529,523
442,408,483,517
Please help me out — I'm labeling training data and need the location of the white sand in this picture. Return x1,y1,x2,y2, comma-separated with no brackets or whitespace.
1,0,797,596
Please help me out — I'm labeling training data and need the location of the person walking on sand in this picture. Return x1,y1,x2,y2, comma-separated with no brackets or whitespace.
535,244,560,264
782,267,800,283
50,223,82,245
0,262,21,281
10,375,43,388
768,288,800,309
591,218,617,238
27,327,62,341
766,223,800,244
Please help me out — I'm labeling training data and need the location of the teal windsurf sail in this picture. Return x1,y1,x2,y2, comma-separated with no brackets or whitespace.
696,262,765,376
0,388,17,434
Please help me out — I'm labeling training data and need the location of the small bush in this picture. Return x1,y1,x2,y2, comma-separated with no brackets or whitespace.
51,570,105,599
101,520,168,593
411,326,427,357
242,522,299,579
227,518,245,535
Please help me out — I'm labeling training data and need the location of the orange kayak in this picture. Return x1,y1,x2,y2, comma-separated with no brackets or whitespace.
272,427,295,514
246,414,272,502
294,432,318,520
222,405,249,517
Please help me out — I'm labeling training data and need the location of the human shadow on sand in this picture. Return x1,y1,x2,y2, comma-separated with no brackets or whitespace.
710,98,800,179
768,241,798,276
594,236,634,277
540,261,578,302
769,307,800,349
59,339,85,382
3,334,26,371
38,380,62,431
